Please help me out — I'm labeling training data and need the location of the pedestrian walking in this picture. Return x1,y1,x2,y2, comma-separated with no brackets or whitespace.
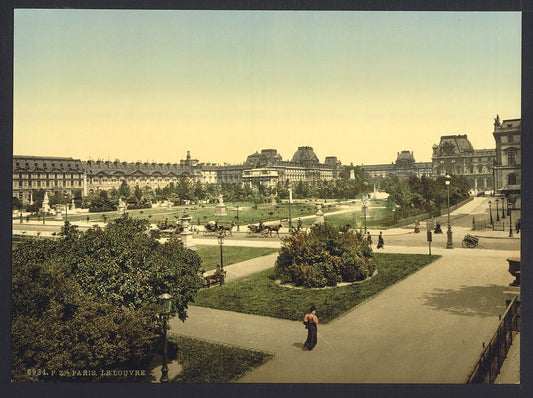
515,220,520,234
377,231,384,249
414,220,420,233
297,218,302,231
434,223,443,234
367,231,373,246
303,305,319,351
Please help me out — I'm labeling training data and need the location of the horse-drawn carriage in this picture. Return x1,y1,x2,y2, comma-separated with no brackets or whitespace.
203,221,235,236
247,223,282,238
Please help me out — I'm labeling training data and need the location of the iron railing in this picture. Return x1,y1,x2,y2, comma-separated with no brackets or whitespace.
465,296,520,383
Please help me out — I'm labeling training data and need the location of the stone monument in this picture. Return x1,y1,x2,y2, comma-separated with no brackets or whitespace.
54,206,63,220
41,192,51,214
215,193,227,216
179,213,195,248
70,199,77,213
118,198,126,214
270,194,277,206
315,204,324,224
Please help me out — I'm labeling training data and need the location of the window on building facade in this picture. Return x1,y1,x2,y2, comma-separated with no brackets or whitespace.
508,173,517,185
508,134,514,143
507,151,516,166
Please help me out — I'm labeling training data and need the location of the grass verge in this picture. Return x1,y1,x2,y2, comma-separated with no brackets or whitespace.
195,246,279,272
194,253,439,323
168,335,273,383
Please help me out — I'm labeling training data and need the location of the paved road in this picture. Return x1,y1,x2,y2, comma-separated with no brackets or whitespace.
170,245,518,383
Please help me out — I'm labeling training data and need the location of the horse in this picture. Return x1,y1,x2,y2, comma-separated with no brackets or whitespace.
219,222,236,236
267,223,283,237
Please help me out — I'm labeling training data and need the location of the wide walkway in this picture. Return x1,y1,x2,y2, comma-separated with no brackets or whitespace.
169,243,519,383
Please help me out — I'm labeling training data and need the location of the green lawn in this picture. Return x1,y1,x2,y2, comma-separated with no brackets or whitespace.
167,335,273,383
195,245,279,272
194,253,439,323
23,201,350,226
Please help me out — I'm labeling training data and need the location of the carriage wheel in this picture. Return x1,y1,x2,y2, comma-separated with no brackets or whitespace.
462,240,468,248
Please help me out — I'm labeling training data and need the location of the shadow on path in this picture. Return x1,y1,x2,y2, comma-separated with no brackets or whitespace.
292,342,305,350
419,284,508,317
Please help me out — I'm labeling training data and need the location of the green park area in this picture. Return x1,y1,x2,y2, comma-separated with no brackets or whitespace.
194,253,439,324
195,245,279,271
165,335,272,383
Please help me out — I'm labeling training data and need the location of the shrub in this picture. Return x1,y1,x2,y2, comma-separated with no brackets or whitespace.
275,223,374,287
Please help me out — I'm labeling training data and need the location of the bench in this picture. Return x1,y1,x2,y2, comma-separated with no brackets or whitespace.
203,270,227,288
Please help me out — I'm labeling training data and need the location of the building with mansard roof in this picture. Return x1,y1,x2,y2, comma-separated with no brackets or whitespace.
359,151,432,179
431,134,495,192
83,158,202,195
13,156,85,204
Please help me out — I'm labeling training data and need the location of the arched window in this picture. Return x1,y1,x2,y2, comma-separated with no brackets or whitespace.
508,134,514,143
508,173,517,185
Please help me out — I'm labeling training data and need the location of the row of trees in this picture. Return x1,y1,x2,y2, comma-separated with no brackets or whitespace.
380,174,471,220
11,216,202,381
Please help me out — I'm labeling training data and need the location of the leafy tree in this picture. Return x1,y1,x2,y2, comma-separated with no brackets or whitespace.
11,246,158,381
118,180,131,199
12,197,23,210
89,190,115,212
11,216,203,381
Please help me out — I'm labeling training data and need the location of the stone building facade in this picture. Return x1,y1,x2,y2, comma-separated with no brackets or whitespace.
13,147,342,204
360,151,432,179
13,156,85,203
431,135,495,192
492,116,521,195
240,147,341,187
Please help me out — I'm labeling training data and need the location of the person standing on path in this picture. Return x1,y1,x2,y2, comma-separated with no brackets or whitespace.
377,231,384,249
367,231,373,247
303,305,319,351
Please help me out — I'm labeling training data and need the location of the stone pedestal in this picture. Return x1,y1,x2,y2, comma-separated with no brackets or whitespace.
55,208,63,220
180,214,195,248
70,199,77,213
215,204,227,216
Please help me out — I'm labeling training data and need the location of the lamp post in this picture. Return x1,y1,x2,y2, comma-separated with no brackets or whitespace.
362,195,368,234
236,206,240,231
217,232,225,286
508,203,513,237
19,208,23,224
488,200,493,228
501,197,506,219
495,199,500,222
158,292,172,383
64,194,68,222
445,175,453,249
288,188,293,229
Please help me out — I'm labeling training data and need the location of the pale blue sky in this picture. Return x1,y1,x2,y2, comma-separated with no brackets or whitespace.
14,10,521,165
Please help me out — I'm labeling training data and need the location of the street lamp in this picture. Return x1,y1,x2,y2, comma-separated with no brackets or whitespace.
508,202,513,237
362,195,368,234
488,200,493,227
501,197,506,219
288,188,293,229
158,292,172,383
64,194,69,222
495,199,500,222
445,175,453,249
236,206,240,231
217,232,225,286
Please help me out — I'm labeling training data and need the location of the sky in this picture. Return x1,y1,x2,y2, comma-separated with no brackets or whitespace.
13,10,521,166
